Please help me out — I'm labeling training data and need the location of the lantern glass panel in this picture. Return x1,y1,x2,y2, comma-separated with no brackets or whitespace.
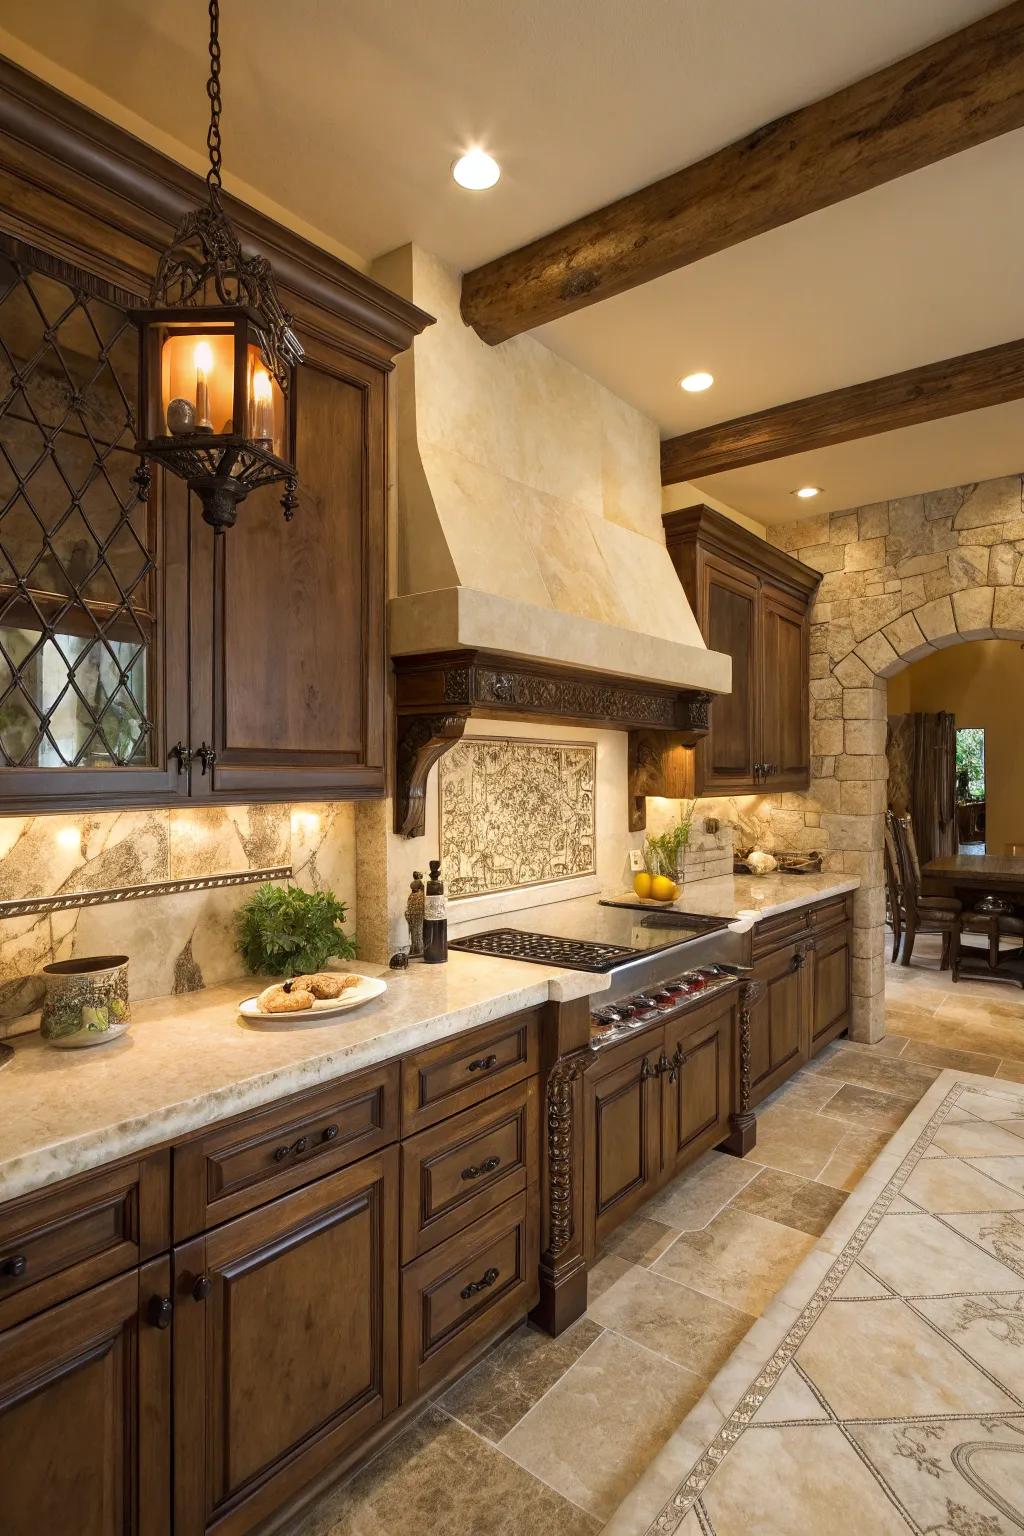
244,342,287,458
156,322,236,438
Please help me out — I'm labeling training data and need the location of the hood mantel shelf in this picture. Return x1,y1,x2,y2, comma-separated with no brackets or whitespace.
393,650,712,837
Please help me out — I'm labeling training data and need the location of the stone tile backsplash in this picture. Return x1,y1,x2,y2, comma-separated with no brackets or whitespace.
0,801,356,1035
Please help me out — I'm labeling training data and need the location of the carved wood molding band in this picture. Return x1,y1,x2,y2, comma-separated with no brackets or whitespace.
737,977,767,1113
545,1050,594,1261
393,649,713,837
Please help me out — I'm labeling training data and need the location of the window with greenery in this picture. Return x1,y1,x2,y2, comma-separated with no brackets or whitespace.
956,727,985,803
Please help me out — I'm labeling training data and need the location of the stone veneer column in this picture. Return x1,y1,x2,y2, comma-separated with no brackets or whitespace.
769,475,1024,1044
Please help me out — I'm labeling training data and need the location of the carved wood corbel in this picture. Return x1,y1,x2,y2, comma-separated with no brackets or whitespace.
393,712,468,837
724,976,766,1158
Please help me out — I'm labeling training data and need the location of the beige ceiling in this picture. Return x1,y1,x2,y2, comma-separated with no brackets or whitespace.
2,0,1020,520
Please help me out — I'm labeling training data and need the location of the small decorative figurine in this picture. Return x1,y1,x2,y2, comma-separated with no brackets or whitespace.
165,397,196,435
405,870,425,959
423,860,448,965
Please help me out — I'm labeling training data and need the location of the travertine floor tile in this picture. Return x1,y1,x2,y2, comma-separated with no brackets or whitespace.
652,1207,815,1316
796,1298,1018,1417
816,1128,890,1191
807,1046,939,1102
901,1155,1024,1214
816,1081,911,1133
743,1104,847,1179
748,1363,829,1424
587,1262,753,1375
500,1329,705,1520
860,1212,1024,1295
290,1404,600,1536
440,1317,603,1442
931,1118,1024,1157
701,1423,911,1535
731,1166,848,1236
899,1036,1001,1075
600,1210,680,1267
645,1148,759,1230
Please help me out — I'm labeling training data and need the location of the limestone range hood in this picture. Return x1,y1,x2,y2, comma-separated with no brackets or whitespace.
374,246,731,835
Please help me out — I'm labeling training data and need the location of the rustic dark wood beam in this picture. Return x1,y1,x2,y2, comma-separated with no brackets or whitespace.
461,2,1024,344
660,336,1024,483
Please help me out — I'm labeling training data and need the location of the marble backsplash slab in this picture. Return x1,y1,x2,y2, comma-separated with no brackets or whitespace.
0,801,356,1035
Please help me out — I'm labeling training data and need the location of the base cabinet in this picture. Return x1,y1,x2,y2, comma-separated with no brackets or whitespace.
584,995,736,1256
0,1261,171,1536
748,940,812,1107
811,923,853,1052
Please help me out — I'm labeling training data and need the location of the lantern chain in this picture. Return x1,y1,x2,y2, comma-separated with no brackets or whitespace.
206,0,223,194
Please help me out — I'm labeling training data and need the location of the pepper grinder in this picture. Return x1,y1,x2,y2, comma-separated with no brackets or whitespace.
423,859,448,965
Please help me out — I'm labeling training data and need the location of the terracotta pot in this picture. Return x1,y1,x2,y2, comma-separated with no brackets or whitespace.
40,955,131,1049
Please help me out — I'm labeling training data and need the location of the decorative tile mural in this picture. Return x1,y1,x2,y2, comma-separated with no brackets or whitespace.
439,737,596,899
0,801,356,1033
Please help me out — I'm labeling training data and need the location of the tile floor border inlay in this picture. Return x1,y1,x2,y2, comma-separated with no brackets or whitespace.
608,1072,1024,1536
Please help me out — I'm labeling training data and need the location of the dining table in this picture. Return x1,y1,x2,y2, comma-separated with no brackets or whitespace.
922,852,1024,909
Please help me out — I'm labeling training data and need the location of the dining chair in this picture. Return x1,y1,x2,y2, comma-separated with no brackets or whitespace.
883,817,903,964
886,810,961,969
952,908,1024,988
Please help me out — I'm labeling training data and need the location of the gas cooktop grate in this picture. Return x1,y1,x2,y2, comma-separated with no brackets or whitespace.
448,929,639,973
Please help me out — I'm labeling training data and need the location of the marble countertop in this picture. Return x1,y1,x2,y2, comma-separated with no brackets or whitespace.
0,953,603,1205
647,871,861,923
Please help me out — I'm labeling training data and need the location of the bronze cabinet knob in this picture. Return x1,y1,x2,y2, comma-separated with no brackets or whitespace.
148,1294,173,1329
321,1124,339,1143
467,1055,498,1073
1,1254,27,1280
192,1274,212,1302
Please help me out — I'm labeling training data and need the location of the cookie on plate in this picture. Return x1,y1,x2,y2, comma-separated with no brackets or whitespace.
294,972,361,1000
257,982,315,1013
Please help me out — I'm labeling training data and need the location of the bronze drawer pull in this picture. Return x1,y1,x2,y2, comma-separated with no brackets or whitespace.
273,1134,310,1163
148,1294,173,1329
460,1266,499,1300
667,1043,688,1083
1,1254,28,1280
467,1055,498,1073
640,1056,656,1081
791,949,807,971
655,1051,672,1079
461,1155,502,1181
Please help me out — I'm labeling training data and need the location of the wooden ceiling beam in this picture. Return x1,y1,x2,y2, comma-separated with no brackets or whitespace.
659,336,1024,483
461,1,1024,344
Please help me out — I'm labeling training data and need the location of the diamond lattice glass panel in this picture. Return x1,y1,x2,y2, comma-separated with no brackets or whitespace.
0,250,156,768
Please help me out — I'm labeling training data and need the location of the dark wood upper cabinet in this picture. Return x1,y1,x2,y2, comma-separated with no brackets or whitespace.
0,61,431,812
663,505,820,795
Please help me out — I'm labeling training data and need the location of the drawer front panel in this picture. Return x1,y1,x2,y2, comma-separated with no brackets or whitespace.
0,1153,169,1331
751,907,811,959
809,895,853,933
401,1010,540,1135
400,1188,538,1400
173,1062,399,1238
401,1080,538,1262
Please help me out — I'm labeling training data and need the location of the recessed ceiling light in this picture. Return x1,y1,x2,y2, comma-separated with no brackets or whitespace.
793,486,822,499
680,371,714,392
452,148,501,190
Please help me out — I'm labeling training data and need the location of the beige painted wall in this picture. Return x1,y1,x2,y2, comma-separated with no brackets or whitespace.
886,640,1024,854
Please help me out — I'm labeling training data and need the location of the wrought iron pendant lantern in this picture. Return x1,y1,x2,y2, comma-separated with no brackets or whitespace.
132,0,303,532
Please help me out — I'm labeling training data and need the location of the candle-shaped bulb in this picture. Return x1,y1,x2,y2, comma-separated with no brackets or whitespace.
251,367,273,448
194,340,213,431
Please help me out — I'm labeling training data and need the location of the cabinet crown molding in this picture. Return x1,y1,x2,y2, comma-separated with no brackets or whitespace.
662,504,821,601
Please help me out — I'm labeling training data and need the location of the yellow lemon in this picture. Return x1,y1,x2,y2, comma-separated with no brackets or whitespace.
650,874,678,903
633,871,652,899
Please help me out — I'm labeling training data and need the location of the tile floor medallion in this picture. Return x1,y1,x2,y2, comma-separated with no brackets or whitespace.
605,1069,1024,1536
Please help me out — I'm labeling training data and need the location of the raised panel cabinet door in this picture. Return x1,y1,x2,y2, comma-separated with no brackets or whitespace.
583,1033,662,1253
0,1260,172,1536
661,1006,732,1177
748,942,812,1106
759,584,810,790
173,1147,399,1536
696,556,760,793
811,927,852,1053
189,340,387,802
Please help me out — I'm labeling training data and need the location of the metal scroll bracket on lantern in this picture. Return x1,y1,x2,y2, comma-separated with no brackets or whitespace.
130,0,304,533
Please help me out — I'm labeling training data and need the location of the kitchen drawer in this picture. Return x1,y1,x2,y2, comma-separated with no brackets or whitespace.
401,1009,540,1136
0,1151,169,1330
809,894,853,933
400,1187,539,1400
751,906,812,959
173,1061,399,1239
401,1079,539,1262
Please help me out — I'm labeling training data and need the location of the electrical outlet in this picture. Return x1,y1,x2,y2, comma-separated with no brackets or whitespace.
628,848,645,872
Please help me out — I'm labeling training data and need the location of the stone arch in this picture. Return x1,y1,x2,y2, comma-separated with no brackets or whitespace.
812,582,1024,1044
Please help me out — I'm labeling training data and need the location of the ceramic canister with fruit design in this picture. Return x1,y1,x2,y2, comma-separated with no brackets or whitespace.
40,955,131,1048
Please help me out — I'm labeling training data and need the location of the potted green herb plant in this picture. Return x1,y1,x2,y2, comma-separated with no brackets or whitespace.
236,884,356,978
644,801,697,882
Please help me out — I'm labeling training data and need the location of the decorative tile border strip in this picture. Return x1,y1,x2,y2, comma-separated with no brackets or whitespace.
0,867,292,919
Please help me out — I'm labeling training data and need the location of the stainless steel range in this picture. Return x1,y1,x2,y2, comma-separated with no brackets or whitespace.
448,894,750,1050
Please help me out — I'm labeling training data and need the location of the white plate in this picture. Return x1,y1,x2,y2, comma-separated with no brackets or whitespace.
238,975,387,1023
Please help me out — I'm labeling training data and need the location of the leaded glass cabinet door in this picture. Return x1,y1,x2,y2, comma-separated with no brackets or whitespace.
0,241,187,810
